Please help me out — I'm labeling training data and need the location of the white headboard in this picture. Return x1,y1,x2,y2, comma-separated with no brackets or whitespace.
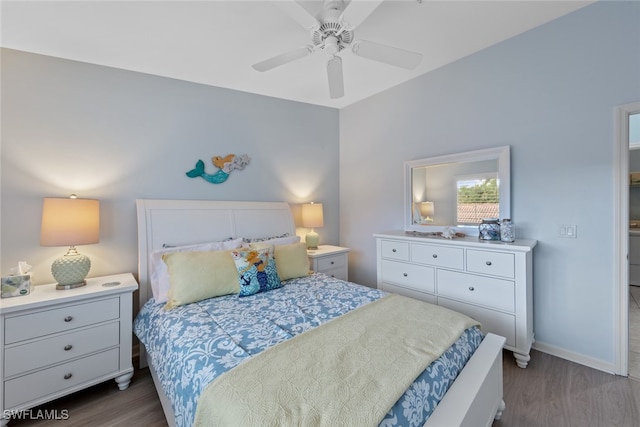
136,199,296,307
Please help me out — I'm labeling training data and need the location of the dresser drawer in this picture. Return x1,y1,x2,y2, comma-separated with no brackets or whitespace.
380,240,410,261
411,243,464,270
381,259,435,293
4,322,120,377
381,282,437,305
437,270,515,312
437,297,516,348
4,297,120,345
466,250,515,278
316,254,346,272
4,348,120,409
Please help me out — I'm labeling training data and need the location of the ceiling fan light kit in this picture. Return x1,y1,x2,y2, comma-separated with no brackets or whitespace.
253,0,423,99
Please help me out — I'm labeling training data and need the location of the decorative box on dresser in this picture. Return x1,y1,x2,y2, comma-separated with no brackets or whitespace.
307,245,350,281
0,273,138,426
375,231,537,368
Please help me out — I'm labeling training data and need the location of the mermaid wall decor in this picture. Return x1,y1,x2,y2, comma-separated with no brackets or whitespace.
186,154,250,184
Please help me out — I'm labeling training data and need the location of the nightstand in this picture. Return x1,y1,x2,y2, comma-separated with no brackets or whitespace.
0,273,138,425
307,245,350,281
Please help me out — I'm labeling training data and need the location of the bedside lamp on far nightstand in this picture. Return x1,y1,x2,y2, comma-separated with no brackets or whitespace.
302,202,323,250
40,195,100,290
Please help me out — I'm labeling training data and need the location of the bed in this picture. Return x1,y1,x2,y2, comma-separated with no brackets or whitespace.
134,199,506,427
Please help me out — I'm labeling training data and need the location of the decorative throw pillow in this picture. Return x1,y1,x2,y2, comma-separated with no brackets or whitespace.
274,242,311,280
231,246,282,297
150,238,243,303
162,250,239,310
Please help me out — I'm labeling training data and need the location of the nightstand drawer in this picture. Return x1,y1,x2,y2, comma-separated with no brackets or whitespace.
4,322,120,377
466,250,515,278
4,348,120,409
322,267,347,281
316,254,346,271
437,270,514,312
381,259,435,293
411,243,464,270
4,297,120,345
380,240,410,261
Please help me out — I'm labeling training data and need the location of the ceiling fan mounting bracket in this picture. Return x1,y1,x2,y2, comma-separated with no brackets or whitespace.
311,20,353,53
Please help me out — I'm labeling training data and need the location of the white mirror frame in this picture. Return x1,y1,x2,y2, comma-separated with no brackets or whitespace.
404,146,511,235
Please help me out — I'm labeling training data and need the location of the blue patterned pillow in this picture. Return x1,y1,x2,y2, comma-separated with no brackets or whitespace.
231,246,282,297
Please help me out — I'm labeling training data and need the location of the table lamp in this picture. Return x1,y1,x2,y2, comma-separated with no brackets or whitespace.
419,201,434,223
40,195,100,289
302,202,323,250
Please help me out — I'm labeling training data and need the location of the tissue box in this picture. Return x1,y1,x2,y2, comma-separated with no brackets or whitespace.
1,274,32,298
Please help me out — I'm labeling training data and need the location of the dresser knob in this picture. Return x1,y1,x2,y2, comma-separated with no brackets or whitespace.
469,286,475,291
392,249,397,253
403,273,408,277
64,316,73,322
63,373,73,380
64,345,73,351
486,261,492,266
330,261,334,265
432,254,438,258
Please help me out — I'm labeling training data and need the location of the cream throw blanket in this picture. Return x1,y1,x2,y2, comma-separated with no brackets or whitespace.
194,294,479,427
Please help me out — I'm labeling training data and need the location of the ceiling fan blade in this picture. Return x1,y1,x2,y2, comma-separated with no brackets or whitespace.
273,1,319,31
327,56,344,99
252,46,312,72
339,0,384,30
352,40,422,69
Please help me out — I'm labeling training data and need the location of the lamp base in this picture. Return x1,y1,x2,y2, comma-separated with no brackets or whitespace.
56,280,87,290
51,246,91,290
305,230,320,250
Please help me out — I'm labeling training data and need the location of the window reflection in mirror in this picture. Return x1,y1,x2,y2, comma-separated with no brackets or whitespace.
405,146,510,235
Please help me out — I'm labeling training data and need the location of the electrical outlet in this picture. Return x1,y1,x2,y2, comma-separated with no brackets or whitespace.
559,224,578,238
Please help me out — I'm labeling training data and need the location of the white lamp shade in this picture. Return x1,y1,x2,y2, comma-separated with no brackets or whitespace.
41,198,100,247
301,203,324,228
419,201,434,218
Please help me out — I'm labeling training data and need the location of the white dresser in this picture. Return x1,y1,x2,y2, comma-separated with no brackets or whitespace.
0,274,138,425
375,231,536,368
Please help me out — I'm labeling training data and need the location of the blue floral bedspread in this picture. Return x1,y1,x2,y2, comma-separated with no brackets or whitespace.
134,273,483,427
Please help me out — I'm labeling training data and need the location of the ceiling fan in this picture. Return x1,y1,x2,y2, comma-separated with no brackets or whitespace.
252,0,423,99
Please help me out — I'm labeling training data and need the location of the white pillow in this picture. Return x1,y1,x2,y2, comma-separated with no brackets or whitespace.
243,235,300,248
149,238,243,303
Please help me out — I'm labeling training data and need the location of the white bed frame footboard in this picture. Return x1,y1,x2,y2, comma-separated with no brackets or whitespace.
425,333,506,427
136,199,507,427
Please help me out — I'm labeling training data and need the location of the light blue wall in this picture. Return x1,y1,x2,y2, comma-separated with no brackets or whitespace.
340,1,640,366
0,49,340,285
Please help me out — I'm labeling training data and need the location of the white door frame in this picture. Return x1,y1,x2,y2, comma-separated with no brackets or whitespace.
615,101,640,376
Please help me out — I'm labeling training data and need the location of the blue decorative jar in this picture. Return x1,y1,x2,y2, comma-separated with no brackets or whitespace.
479,219,500,241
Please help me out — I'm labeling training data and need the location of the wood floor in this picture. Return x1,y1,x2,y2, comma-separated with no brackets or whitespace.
7,350,640,427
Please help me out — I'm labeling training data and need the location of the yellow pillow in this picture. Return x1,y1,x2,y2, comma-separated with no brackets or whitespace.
274,242,311,280
163,250,239,309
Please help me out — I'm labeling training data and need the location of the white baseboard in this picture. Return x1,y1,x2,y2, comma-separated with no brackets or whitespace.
532,341,617,375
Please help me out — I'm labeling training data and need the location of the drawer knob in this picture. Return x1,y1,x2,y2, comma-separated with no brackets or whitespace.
392,249,397,253
486,261,492,266
432,254,438,258
403,273,408,277
469,286,475,291
64,345,73,351
64,373,73,380
64,316,73,322
330,261,334,265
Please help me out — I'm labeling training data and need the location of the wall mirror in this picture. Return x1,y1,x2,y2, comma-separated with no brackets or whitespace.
404,146,511,235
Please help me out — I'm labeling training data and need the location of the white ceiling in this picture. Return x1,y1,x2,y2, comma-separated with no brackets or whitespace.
1,0,593,109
